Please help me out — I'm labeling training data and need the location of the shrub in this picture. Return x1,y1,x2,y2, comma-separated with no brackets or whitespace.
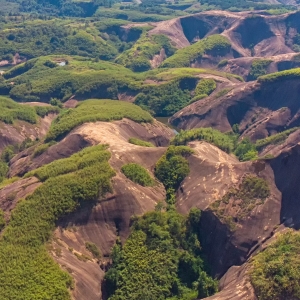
194,79,216,96
234,138,258,161
128,137,154,147
248,59,272,80
32,144,50,158
155,146,193,204
85,242,102,259
46,100,153,142
217,59,228,67
121,163,154,187
250,230,300,300
211,175,270,230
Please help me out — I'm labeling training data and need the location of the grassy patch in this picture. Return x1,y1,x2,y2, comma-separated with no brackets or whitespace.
161,35,231,68
46,100,153,142
128,137,154,147
0,145,115,299
121,163,154,187
250,230,300,300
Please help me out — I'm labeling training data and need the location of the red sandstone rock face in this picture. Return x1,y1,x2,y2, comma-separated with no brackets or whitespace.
170,77,300,143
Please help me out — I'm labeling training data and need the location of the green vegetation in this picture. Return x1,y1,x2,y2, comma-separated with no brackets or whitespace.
0,208,5,231
250,230,300,300
258,68,300,83
172,128,260,161
214,87,232,98
32,142,56,158
0,144,115,299
0,22,118,62
116,33,176,71
198,0,289,11
211,175,270,230
255,127,299,150
105,209,218,300
0,96,57,124
85,242,102,259
234,138,258,161
248,59,272,81
135,76,197,116
217,59,228,68
161,35,231,68
128,137,154,147
194,78,216,97
155,146,193,204
46,100,153,141
121,163,154,187
26,144,112,181
172,127,235,153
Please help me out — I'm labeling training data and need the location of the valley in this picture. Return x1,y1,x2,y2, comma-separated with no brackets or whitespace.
0,1,300,300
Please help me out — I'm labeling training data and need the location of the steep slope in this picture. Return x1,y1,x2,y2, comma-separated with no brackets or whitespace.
176,141,281,277
170,70,300,142
148,10,300,70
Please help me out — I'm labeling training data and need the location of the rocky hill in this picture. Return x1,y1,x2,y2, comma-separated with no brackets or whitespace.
1,4,300,300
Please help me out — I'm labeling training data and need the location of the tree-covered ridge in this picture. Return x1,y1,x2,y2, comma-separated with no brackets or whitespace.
0,96,59,124
45,99,153,141
250,230,300,300
160,35,232,68
104,209,218,300
0,145,115,299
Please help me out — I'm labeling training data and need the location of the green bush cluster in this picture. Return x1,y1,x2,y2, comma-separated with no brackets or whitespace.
135,76,197,116
172,127,235,153
46,100,153,141
250,230,300,300
211,175,270,230
121,163,154,186
161,35,231,68
255,127,299,150
116,33,176,71
104,209,218,300
155,146,193,204
248,59,272,81
234,138,258,161
85,242,102,259
128,137,154,147
194,78,216,97
26,144,112,181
